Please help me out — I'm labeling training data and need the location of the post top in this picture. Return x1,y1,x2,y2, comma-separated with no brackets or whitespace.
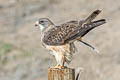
48,68,75,70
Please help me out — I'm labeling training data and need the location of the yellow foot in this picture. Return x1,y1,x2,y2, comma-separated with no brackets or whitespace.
51,65,66,69
49,64,59,69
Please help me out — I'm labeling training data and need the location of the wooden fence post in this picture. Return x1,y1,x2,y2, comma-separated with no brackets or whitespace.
48,68,75,80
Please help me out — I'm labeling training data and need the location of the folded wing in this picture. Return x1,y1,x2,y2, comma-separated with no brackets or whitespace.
42,10,106,46
42,21,80,45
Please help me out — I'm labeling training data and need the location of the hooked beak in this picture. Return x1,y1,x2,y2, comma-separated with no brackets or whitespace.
35,21,39,29
35,24,40,30
35,24,38,27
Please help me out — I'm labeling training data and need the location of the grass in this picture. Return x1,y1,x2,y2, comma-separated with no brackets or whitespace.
0,42,14,65
0,41,33,66
12,49,33,60
0,43,13,54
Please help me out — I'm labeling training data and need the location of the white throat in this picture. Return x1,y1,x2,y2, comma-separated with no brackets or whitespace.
39,24,45,31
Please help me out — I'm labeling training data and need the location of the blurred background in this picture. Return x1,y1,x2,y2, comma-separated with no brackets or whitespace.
0,0,120,80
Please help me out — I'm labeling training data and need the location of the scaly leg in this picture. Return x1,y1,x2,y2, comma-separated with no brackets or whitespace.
61,56,66,68
54,55,66,69
51,53,65,69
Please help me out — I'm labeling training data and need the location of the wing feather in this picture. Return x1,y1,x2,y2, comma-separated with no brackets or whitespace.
42,21,80,45
65,19,106,42
42,10,105,46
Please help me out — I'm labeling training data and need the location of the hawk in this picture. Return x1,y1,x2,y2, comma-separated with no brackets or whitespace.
35,10,106,69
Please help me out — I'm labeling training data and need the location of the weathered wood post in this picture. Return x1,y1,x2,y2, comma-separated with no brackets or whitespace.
48,68,75,80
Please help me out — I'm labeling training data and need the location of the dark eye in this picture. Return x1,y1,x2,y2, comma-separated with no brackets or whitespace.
39,21,44,23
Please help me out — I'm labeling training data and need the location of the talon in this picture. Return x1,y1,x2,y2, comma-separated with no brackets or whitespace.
51,64,60,69
57,66,65,69
51,64,66,69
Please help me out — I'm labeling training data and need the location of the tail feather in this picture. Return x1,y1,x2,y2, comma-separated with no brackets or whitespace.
65,19,106,43
85,19,106,28
84,10,101,23
81,19,106,37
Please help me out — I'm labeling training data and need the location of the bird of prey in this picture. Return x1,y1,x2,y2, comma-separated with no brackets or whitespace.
35,10,106,69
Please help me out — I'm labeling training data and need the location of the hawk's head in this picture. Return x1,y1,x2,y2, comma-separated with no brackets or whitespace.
35,18,54,31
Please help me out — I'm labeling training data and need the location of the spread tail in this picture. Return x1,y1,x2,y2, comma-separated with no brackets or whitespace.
84,10,101,23
80,19,106,37
84,19,106,28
